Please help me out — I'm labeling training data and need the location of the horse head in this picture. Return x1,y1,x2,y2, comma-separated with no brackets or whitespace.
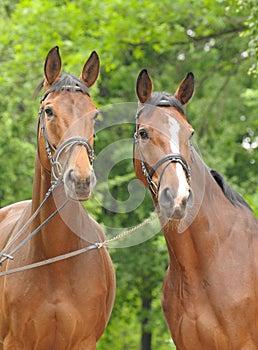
134,69,195,221
37,46,99,201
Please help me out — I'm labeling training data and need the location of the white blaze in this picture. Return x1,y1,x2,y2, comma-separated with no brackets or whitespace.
168,116,190,199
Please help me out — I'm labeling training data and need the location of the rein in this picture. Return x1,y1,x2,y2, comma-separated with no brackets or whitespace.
0,179,65,266
134,105,191,197
0,213,157,277
0,85,158,276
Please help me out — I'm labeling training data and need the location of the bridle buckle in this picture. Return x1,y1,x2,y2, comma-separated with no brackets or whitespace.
148,180,158,197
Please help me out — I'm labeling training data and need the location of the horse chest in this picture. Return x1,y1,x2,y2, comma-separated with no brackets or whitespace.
1,268,107,349
2,300,95,349
162,266,257,349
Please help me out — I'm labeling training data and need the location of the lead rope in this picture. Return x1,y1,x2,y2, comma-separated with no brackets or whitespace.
0,212,158,277
96,211,157,248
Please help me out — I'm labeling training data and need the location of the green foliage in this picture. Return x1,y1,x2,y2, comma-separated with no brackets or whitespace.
236,0,258,75
0,0,257,349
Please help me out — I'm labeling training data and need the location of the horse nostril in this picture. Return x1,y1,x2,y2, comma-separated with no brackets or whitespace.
181,196,187,208
68,170,76,183
187,189,194,208
67,169,91,187
85,176,91,186
159,187,175,208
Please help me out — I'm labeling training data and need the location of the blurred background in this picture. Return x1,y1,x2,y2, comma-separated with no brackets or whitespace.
0,1,257,349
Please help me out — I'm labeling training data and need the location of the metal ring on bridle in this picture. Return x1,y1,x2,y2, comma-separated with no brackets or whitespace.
51,136,94,181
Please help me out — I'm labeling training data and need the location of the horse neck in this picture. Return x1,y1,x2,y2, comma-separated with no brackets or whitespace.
30,157,86,258
161,149,238,275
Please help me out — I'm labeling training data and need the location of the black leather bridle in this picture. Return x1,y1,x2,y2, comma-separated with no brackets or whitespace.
134,103,191,198
38,86,95,180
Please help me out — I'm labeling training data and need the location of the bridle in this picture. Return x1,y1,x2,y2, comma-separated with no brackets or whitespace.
38,86,95,180
0,86,96,266
134,103,191,198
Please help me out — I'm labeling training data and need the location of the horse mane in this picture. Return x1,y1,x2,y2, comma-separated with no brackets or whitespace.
34,73,90,99
210,169,252,211
138,92,252,212
148,93,252,212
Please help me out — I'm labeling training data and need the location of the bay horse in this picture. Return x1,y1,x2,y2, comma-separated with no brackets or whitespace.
134,69,258,349
0,46,115,349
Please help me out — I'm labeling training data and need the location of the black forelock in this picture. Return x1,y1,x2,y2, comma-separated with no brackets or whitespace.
137,91,185,118
47,73,90,95
34,73,90,100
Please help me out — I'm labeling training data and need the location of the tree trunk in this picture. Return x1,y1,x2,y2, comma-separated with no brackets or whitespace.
141,294,152,350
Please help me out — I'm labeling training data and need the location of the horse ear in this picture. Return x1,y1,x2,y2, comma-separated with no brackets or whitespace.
174,72,194,105
136,69,153,103
80,51,100,88
44,46,62,86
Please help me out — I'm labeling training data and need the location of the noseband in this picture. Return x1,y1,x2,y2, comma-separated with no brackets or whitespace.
38,86,94,180
134,105,191,197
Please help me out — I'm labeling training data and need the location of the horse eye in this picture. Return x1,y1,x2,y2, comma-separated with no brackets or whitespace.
139,129,149,140
44,107,54,118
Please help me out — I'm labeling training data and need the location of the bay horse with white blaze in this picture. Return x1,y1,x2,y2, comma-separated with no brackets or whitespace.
0,47,115,349
134,69,258,349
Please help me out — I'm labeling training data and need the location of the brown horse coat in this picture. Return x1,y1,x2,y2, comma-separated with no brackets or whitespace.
0,47,115,350
134,69,258,349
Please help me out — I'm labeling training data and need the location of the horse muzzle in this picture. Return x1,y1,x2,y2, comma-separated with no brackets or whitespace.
158,186,193,221
64,168,96,201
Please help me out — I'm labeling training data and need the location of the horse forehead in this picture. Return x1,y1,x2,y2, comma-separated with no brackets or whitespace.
46,91,96,113
141,108,185,135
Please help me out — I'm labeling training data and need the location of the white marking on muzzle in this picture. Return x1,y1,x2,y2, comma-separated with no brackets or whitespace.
168,115,190,199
